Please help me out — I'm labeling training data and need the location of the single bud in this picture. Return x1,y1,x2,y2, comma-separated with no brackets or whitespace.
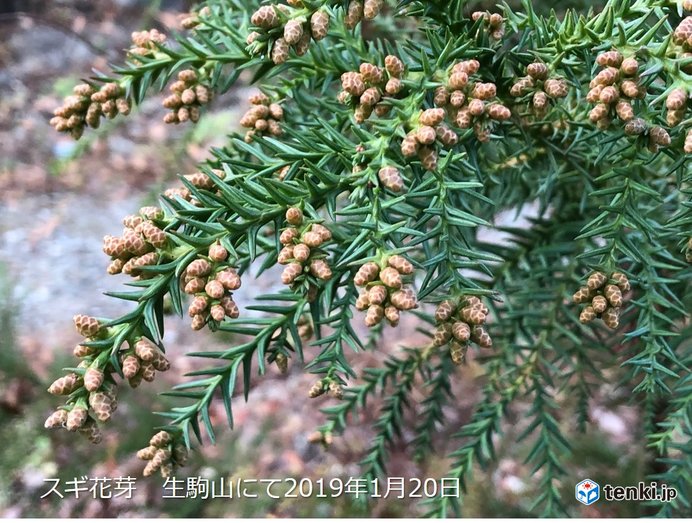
66,407,88,431
367,285,388,305
620,57,639,76
579,306,596,323
572,286,593,304
286,207,303,225
186,258,212,277
309,258,333,280
205,279,225,299
435,300,455,322
251,5,280,28
44,409,68,429
384,306,400,326
596,50,623,67
354,262,380,286
591,295,608,314
471,325,492,348
280,227,299,245
345,1,364,29
615,100,634,121
378,166,404,192
89,390,116,422
624,118,647,135
283,19,304,45
611,272,631,292
379,267,402,289
220,296,240,318
188,295,209,317
587,272,607,290
604,284,623,307
602,307,620,329
450,341,466,365
389,287,418,310
310,10,330,41
452,321,471,342
365,304,384,327
84,367,105,392
649,126,671,147
48,373,82,395
208,242,228,262
308,380,325,398
527,62,548,80
387,255,413,275
216,268,242,291
271,38,290,65
282,262,304,284
73,314,101,337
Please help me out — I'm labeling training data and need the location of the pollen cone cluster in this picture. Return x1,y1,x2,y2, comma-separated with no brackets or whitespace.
471,11,505,40
162,69,211,124
586,52,669,149
431,59,511,146
573,271,630,329
240,92,284,142
278,208,333,294
354,255,417,327
162,168,226,205
662,87,690,155
338,55,405,123
137,431,189,478
247,4,331,65
344,0,385,29
120,337,171,389
433,296,492,365
51,82,130,139
128,28,167,58
103,206,167,278
181,242,241,331
308,377,343,399
510,62,569,117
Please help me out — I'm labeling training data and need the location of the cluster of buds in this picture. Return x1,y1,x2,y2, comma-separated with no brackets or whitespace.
50,82,130,139
471,11,505,40
103,206,167,278
44,405,103,444
433,59,511,145
137,431,189,477
586,51,672,151
432,297,492,365
338,55,405,123
278,208,333,291
120,337,170,389
182,243,241,331
162,168,226,205
664,87,691,154
162,69,211,124
128,29,167,58
354,255,417,327
247,4,331,65
400,107,458,171
510,62,569,117
573,271,630,329
344,0,385,29
308,376,344,399
240,92,284,142
673,15,692,52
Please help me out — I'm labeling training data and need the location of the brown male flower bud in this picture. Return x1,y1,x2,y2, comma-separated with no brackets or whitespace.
280,227,299,245
251,5,280,28
620,80,641,99
360,88,381,107
615,100,634,121
400,134,419,157
328,381,344,399
468,98,485,116
611,272,631,292
435,300,455,322
387,255,413,275
44,409,68,429
84,367,104,392
89,390,116,422
385,77,402,95
487,104,511,121
150,430,172,448
649,126,671,147
472,326,492,348
624,118,647,135
572,286,593,304
667,109,685,127
587,272,607,290
590,67,619,88
66,407,88,431
589,104,609,123
532,90,548,111
432,323,453,346
292,243,310,263
599,86,619,104
526,62,548,80
450,90,466,107
673,16,692,45
286,207,303,226
602,307,620,329
220,296,239,318
302,231,324,248
367,285,387,306
384,55,404,78
363,0,383,19
309,380,325,398
436,125,458,147
665,88,687,110
452,321,471,342
419,108,446,127
604,284,623,308
48,373,81,395
73,314,101,337
591,295,608,314
271,38,290,64
309,259,332,280
341,72,366,96
283,19,304,46
450,341,466,365
434,86,449,107
205,279,225,299
188,295,209,317
122,355,141,379
579,306,596,323
355,289,370,310
282,262,304,284
379,267,402,289
448,71,469,90
187,258,212,277
359,62,383,84
472,83,497,101
208,242,228,262
345,0,364,29
620,57,639,76
365,304,384,327
184,277,205,294
378,166,404,192
416,126,437,145
596,51,623,67
311,9,330,40
418,146,438,171
390,287,417,310
384,306,400,326
354,262,380,286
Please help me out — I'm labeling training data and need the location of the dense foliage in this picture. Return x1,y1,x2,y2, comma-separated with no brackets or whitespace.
45,0,690,516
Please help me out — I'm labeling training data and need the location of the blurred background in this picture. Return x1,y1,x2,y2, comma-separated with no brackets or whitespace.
0,0,655,517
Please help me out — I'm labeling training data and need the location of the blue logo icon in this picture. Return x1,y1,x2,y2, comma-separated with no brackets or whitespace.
576,479,600,506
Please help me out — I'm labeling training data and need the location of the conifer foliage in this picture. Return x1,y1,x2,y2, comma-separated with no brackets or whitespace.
46,0,690,516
